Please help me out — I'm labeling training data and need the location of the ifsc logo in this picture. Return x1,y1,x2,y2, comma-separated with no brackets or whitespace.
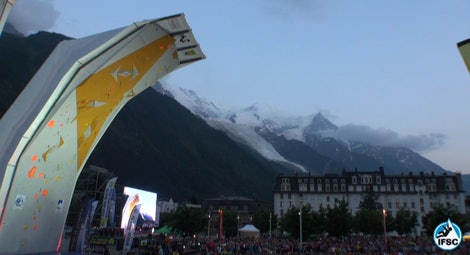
433,218,462,251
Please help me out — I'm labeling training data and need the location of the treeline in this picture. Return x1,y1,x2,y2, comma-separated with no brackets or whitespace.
159,190,469,239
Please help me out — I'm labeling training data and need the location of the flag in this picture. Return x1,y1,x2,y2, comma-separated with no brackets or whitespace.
108,197,116,228
99,177,117,228
75,199,98,253
122,204,141,254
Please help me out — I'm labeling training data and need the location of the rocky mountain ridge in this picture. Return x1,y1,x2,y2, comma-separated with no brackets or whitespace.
161,84,449,176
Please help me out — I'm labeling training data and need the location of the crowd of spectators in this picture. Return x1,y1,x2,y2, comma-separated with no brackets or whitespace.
192,235,470,255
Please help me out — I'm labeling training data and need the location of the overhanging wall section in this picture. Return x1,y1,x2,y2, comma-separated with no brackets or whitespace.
0,13,205,254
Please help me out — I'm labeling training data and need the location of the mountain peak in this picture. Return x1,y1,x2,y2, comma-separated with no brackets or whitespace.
305,113,338,134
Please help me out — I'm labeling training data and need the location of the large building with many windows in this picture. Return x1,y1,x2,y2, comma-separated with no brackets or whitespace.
202,196,269,236
273,167,466,235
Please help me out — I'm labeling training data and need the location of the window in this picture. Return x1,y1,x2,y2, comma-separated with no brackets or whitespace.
352,176,357,184
325,184,330,192
427,184,434,191
333,184,338,192
281,183,290,191
376,176,381,184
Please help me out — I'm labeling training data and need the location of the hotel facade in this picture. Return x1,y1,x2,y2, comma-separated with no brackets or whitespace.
273,167,466,235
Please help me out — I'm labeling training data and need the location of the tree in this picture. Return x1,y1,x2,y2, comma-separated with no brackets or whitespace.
168,204,206,236
279,204,319,238
423,204,467,235
326,199,352,237
221,210,238,238
158,211,175,227
278,206,300,238
353,188,383,235
354,209,382,235
358,187,382,210
252,211,278,234
393,207,418,235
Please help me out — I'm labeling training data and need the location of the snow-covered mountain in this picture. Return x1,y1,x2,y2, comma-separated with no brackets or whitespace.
158,83,448,175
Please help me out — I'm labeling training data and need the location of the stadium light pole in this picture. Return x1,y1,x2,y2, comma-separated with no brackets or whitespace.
382,209,387,249
299,209,303,251
269,212,272,238
208,214,211,238
237,215,240,239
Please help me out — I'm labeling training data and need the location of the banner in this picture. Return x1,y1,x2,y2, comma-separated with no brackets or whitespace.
75,199,98,253
121,194,140,233
109,185,117,227
99,177,118,228
122,204,141,254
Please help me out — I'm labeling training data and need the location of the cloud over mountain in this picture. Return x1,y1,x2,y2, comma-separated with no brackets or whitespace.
7,0,59,36
332,124,446,153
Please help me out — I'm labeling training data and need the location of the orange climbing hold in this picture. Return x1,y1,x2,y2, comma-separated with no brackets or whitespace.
41,189,49,197
28,166,37,179
47,119,55,128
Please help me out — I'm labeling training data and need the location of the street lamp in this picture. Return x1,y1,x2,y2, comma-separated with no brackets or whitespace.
299,209,303,252
207,214,211,238
269,212,272,238
382,209,387,248
237,215,240,239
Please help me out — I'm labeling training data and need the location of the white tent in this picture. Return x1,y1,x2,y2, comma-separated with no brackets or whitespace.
239,224,260,238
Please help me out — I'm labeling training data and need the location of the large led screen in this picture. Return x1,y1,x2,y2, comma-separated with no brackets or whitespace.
120,186,157,230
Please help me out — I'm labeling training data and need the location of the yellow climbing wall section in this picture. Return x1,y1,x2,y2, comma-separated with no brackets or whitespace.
76,35,175,168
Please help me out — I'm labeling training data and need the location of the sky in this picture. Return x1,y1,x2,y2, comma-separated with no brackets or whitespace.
6,0,470,174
